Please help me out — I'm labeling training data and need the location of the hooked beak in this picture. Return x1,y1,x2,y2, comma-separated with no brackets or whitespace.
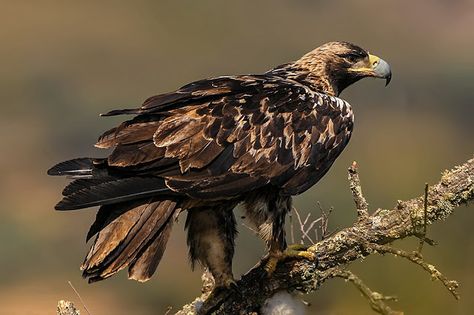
369,54,392,86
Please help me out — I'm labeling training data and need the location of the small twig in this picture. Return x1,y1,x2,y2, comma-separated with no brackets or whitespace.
293,207,306,245
291,203,334,245
319,205,334,240
289,210,295,244
68,281,92,315
303,219,319,244
303,213,311,226
293,206,321,245
348,161,369,219
367,244,460,300
417,183,429,253
417,236,437,247
302,214,316,243
301,299,311,307
241,222,259,235
330,268,401,315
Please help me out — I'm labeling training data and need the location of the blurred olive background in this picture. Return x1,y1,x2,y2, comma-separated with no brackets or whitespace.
1,1,473,314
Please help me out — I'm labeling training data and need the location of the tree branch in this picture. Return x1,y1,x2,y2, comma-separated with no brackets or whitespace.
348,161,369,220
329,268,401,315
176,156,474,314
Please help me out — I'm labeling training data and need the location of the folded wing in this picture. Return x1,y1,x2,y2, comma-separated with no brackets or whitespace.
51,75,353,209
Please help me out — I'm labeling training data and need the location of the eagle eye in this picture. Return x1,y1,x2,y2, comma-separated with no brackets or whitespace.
342,53,361,63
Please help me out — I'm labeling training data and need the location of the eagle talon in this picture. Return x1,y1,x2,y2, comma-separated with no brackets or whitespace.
224,279,242,298
198,280,240,315
262,245,317,277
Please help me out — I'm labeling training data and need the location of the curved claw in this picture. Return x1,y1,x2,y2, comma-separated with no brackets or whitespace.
261,244,317,277
198,280,240,315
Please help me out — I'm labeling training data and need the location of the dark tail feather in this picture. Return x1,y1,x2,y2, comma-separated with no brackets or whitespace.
100,108,140,116
62,178,116,197
49,157,176,210
55,177,174,210
48,158,97,177
128,215,173,281
81,198,179,282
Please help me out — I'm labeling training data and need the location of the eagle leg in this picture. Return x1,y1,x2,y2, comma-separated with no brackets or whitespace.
245,193,307,277
185,204,237,288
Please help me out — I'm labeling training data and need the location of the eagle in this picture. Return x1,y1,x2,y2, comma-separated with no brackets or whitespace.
49,41,391,296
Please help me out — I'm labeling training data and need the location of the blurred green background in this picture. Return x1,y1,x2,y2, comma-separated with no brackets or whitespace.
1,1,473,314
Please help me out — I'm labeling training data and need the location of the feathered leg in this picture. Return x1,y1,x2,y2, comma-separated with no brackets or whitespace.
185,204,237,288
186,204,238,315
245,193,315,275
244,193,291,253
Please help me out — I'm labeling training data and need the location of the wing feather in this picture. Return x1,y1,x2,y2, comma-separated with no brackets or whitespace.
94,75,353,197
108,142,166,167
96,121,161,149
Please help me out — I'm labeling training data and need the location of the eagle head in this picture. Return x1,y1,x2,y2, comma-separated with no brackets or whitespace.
292,41,392,96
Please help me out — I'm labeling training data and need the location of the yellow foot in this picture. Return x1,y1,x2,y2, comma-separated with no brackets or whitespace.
263,244,316,276
287,243,310,251
198,280,240,315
